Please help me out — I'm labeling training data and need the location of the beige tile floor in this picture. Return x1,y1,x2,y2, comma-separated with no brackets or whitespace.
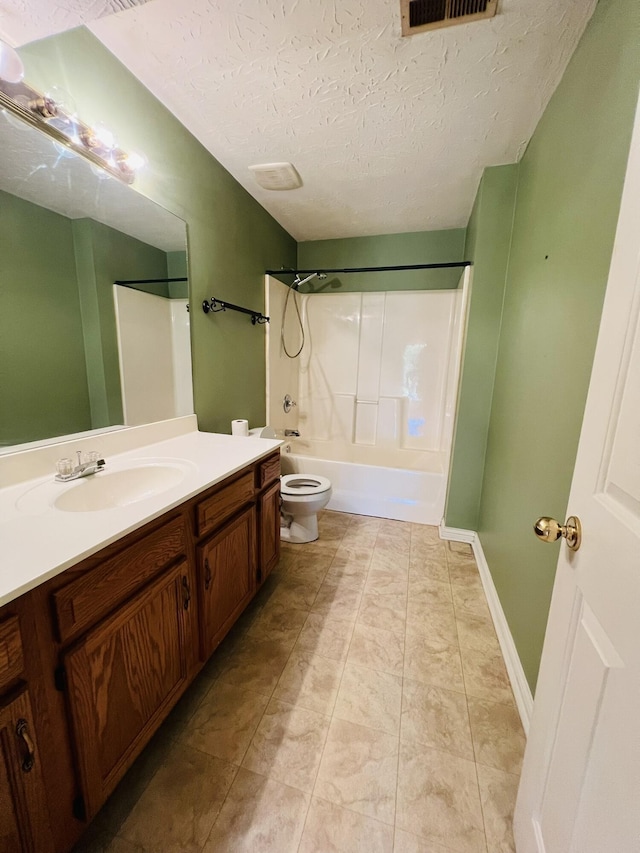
74,512,525,853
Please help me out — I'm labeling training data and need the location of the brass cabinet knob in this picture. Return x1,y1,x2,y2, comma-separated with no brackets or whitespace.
534,516,582,551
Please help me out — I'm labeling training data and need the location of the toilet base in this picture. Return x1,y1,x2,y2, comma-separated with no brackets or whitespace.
280,513,319,544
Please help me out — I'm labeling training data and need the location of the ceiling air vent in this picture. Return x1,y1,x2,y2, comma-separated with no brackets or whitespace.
248,162,302,191
401,0,498,36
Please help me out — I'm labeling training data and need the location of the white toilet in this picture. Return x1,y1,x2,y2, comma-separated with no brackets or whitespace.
280,474,332,544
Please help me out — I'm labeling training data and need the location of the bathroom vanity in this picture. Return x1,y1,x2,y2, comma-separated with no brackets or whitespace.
0,424,280,853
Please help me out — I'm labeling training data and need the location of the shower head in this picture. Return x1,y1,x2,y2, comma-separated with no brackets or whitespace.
291,272,327,290
292,272,317,290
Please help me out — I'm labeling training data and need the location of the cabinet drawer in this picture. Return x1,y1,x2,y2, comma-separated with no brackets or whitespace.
196,471,255,537
53,516,187,643
0,615,24,693
257,453,281,489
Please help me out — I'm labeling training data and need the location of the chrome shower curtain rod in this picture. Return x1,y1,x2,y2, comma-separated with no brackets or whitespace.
266,262,470,275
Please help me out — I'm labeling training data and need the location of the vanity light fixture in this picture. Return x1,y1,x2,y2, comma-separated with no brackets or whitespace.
0,73,144,185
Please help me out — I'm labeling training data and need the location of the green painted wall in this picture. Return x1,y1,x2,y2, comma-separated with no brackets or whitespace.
297,229,466,292
2,183,192,445
167,251,189,299
477,0,640,692
445,165,518,529
0,190,92,445
21,28,296,435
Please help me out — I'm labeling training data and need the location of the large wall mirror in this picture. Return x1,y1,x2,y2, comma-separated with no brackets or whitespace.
0,107,192,451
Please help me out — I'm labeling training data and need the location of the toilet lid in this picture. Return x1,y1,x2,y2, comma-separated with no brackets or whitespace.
281,474,331,496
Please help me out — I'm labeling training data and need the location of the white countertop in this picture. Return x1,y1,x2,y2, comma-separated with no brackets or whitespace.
0,429,281,608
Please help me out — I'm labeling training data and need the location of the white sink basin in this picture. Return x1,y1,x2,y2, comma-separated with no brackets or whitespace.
54,465,188,512
17,458,195,514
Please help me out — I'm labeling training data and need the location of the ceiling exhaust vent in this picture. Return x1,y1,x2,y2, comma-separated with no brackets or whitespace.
248,162,302,191
401,0,498,36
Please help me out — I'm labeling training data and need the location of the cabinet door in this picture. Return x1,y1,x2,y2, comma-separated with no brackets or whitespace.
64,560,191,819
259,480,281,584
0,687,54,853
199,505,257,658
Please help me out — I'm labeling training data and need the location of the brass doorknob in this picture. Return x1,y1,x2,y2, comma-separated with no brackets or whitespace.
533,516,582,552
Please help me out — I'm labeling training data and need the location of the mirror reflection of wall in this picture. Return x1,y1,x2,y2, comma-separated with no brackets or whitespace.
0,111,190,450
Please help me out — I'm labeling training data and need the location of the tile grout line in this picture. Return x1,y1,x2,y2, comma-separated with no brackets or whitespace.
197,762,242,853
394,525,418,844
308,517,400,833
446,541,491,853
300,515,392,836
395,524,448,841
205,529,345,849
200,588,306,849
202,522,339,853
295,514,360,852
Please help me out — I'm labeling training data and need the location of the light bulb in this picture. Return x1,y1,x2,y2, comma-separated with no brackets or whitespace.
94,124,115,150
123,151,146,171
0,39,24,84
81,123,116,153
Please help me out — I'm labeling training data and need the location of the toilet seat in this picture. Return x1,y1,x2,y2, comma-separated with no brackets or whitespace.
281,474,331,496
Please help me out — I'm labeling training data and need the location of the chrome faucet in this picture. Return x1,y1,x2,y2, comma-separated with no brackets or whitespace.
284,429,300,437
55,451,106,482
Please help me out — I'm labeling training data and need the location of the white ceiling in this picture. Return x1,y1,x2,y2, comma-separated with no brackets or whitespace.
0,0,153,46
2,0,597,242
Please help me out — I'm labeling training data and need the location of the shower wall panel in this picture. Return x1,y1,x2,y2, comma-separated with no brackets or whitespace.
299,292,361,442
114,286,182,426
170,299,194,418
296,288,462,455
380,291,461,452
267,277,463,457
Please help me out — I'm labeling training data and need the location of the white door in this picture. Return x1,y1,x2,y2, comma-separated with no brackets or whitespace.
513,92,640,853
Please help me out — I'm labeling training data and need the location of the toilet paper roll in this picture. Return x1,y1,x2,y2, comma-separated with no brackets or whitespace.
231,419,249,437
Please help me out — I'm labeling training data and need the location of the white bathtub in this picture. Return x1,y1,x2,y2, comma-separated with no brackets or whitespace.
279,440,446,525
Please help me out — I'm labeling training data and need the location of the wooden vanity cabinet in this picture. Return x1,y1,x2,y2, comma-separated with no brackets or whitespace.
198,505,257,658
256,452,281,586
0,450,281,853
62,558,193,819
0,687,54,853
0,615,54,853
258,480,281,584
195,450,280,656
0,687,55,853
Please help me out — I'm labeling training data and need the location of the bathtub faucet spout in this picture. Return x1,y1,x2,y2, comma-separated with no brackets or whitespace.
284,429,300,437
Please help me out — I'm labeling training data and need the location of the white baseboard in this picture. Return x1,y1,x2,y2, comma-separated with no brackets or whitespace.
472,536,534,733
439,521,476,544
439,524,534,733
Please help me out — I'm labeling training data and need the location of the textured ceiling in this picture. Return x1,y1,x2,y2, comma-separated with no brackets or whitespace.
0,0,153,46
2,0,597,241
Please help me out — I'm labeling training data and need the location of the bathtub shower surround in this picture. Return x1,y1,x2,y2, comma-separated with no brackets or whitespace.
266,274,469,523
114,285,194,426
